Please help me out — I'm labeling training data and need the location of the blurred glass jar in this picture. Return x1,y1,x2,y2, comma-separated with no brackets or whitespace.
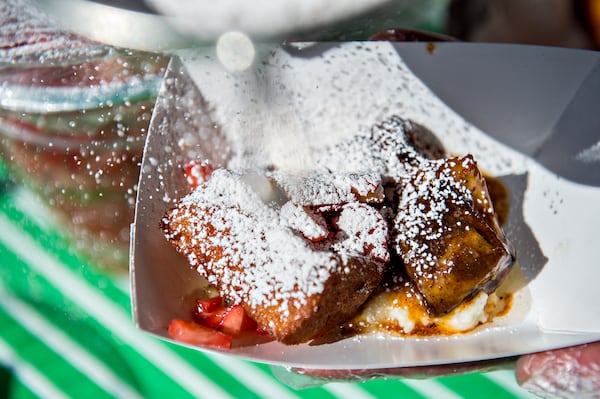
0,0,168,272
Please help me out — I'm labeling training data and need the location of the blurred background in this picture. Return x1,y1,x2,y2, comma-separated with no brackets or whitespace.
0,0,598,398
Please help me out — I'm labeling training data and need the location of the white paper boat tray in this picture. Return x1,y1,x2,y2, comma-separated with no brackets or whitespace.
130,42,600,369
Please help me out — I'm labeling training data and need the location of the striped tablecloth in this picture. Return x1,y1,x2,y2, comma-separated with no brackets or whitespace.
0,163,541,399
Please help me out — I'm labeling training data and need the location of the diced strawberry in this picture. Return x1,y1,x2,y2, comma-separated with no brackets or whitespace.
188,294,262,343
238,309,258,332
220,304,257,336
196,296,223,313
184,160,214,189
194,296,227,328
255,326,271,336
167,319,232,349
195,306,229,329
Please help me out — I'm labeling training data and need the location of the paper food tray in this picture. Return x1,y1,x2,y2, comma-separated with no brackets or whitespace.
131,42,600,369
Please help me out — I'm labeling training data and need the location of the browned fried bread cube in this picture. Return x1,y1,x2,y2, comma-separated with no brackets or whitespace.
161,169,387,344
393,155,515,315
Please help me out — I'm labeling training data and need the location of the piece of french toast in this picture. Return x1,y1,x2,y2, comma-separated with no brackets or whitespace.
393,155,515,315
161,169,388,344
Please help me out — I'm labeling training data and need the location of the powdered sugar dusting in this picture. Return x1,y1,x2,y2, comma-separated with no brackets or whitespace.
394,157,474,278
180,42,527,176
332,202,389,263
280,202,329,242
316,115,438,179
270,170,383,206
163,169,339,311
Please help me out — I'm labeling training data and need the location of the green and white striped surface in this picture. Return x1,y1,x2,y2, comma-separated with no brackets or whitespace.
0,166,539,399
